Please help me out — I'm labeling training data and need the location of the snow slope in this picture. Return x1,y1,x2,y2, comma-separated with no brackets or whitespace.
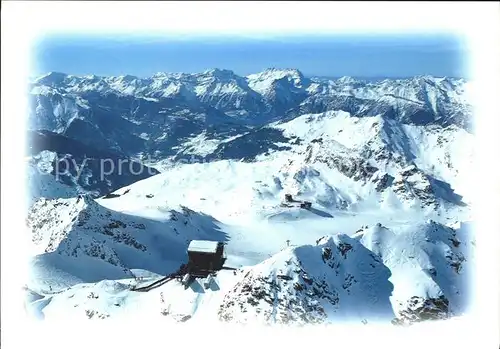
353,221,475,323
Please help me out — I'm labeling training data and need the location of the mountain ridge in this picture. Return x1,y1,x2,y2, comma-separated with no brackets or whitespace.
33,69,467,83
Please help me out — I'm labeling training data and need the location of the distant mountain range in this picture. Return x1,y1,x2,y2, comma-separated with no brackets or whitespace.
27,68,472,198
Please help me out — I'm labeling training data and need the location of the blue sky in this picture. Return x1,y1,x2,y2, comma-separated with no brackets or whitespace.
33,34,467,79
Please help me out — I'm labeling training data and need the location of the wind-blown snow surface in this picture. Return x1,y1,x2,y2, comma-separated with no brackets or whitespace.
25,69,475,325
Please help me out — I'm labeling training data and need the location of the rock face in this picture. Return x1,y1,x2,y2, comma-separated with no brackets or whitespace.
371,171,394,192
391,165,436,208
390,165,465,209
393,295,451,325
304,139,379,183
218,235,395,325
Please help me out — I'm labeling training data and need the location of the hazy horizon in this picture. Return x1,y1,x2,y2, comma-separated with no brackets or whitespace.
33,34,467,79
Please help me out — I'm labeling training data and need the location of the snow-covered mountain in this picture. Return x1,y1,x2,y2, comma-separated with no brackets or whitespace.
29,69,472,159
25,68,475,326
